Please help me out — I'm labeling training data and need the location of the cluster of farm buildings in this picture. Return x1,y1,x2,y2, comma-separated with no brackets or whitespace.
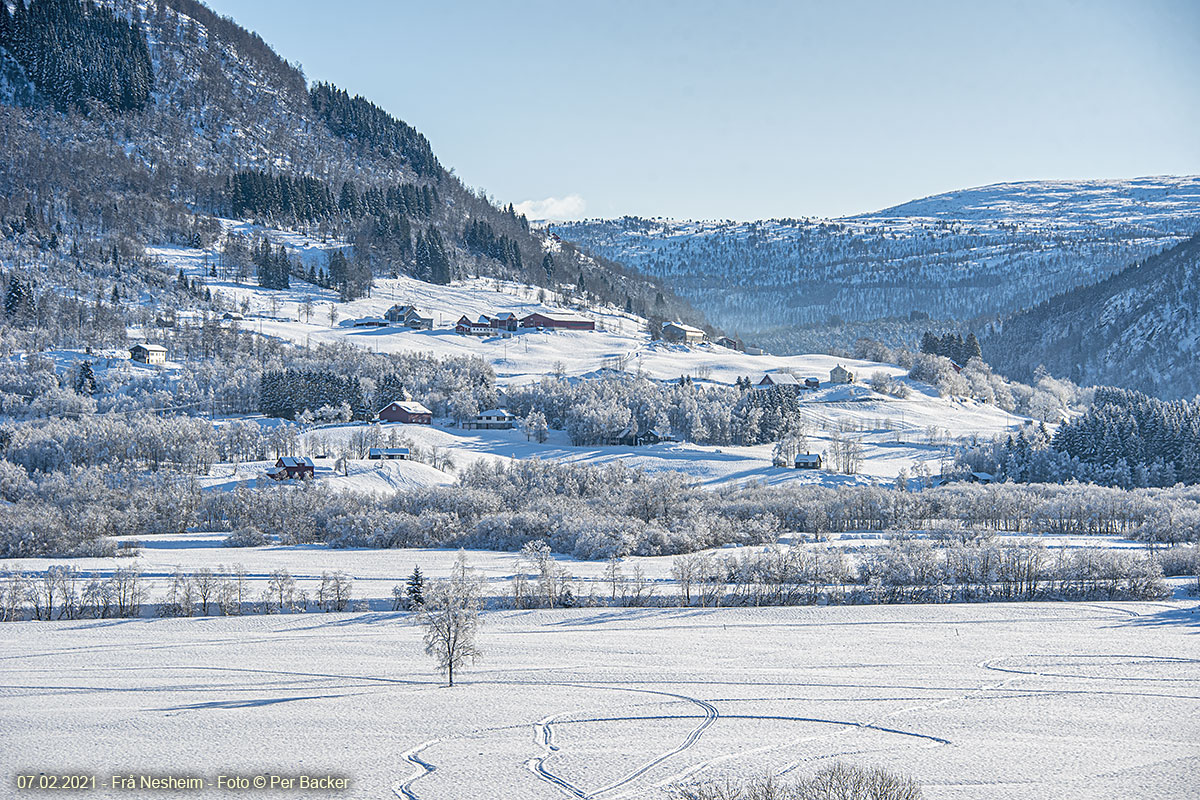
264,367,865,480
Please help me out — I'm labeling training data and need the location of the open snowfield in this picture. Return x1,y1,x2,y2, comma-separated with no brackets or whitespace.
3,602,1197,799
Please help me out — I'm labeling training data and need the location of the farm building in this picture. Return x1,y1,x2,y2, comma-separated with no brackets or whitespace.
520,312,595,331
352,317,388,328
715,336,743,351
794,453,822,470
661,322,705,345
829,364,855,384
386,305,433,329
129,343,168,365
455,315,494,336
405,309,433,329
804,377,821,390
378,400,433,424
368,447,410,460
465,409,517,430
268,456,315,480
489,312,520,332
756,373,800,390
221,311,244,321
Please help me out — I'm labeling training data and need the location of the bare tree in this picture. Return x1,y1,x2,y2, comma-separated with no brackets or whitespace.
418,554,484,687
194,567,218,615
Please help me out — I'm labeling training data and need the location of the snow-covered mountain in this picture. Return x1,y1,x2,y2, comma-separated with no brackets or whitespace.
556,176,1200,344
0,0,701,329
984,232,1200,399
863,175,1200,225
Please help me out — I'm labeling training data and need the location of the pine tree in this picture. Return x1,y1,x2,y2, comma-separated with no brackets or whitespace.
4,275,26,316
74,360,96,396
406,566,425,608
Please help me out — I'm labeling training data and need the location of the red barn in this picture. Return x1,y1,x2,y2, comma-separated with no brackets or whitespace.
520,312,595,331
378,400,433,424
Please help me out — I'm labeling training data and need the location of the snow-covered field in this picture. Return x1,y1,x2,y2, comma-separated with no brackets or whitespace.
3,602,1196,799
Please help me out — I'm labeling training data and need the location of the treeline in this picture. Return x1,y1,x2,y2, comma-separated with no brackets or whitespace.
167,462,1200,562
960,387,1200,488
919,330,981,364
0,0,153,113
0,538,1177,623
505,375,808,447
464,220,523,269
1056,387,1200,482
310,82,440,177
258,369,371,421
228,170,437,223
0,563,355,621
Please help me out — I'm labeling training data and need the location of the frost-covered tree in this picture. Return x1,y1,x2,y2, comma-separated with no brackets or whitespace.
418,554,483,686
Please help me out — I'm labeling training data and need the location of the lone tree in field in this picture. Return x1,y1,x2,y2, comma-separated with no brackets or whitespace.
418,555,483,687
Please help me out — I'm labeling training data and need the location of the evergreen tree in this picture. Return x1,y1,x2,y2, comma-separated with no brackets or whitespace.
4,275,27,316
74,360,97,396
406,566,425,608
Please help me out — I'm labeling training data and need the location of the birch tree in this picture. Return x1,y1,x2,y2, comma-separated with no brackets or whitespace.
418,554,484,687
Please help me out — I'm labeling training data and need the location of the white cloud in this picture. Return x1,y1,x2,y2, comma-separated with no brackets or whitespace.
514,194,587,221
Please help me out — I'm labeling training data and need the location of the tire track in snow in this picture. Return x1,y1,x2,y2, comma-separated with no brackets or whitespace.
392,739,440,800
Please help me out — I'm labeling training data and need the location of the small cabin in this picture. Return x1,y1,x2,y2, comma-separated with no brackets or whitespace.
378,400,433,425
129,343,168,365
465,409,516,430
804,377,820,390
368,447,410,460
794,453,822,470
661,322,706,345
829,364,855,384
969,471,996,484
222,311,245,321
352,317,388,328
268,456,315,480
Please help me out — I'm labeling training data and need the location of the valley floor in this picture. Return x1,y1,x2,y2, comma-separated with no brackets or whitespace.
3,602,1197,799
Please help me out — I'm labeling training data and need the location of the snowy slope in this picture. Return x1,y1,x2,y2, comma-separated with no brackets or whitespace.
556,176,1200,339
861,175,1200,225
139,225,1036,491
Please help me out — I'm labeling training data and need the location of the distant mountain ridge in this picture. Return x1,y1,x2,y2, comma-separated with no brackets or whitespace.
556,176,1200,342
860,175,1200,226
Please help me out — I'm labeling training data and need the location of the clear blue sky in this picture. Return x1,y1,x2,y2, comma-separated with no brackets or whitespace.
204,0,1200,220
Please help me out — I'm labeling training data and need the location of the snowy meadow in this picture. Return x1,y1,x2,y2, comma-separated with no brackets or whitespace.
3,601,1197,800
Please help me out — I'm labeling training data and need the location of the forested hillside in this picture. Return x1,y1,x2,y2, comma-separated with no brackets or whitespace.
983,232,1200,398
0,0,701,330
557,177,1200,348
